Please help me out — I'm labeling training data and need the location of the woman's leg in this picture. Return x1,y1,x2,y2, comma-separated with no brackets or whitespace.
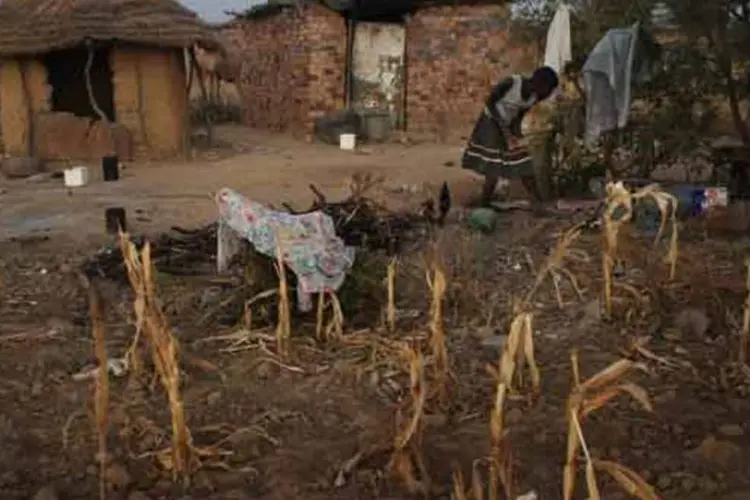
521,174,540,203
481,172,500,206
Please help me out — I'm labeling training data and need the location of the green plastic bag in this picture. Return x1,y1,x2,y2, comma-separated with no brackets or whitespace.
466,208,498,233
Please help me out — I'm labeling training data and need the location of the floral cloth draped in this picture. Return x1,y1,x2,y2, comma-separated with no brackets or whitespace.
215,188,355,311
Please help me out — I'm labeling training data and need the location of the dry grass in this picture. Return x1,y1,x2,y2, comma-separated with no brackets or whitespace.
564,351,659,500
120,235,195,482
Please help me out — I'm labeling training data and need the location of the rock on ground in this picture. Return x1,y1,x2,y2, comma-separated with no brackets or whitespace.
31,486,58,500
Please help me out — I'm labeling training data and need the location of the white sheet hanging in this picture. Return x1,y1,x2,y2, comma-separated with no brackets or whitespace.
543,3,572,76
582,22,640,147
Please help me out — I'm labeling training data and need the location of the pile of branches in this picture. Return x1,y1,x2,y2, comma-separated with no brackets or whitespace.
285,182,429,254
82,179,432,283
82,224,219,283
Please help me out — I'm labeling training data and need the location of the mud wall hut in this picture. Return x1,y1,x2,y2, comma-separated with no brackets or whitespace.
0,0,216,162
221,0,536,140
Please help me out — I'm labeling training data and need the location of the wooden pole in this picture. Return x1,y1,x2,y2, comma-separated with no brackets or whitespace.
189,45,213,147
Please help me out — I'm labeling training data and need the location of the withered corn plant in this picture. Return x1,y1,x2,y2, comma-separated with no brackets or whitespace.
120,235,195,482
390,346,430,495
426,260,451,405
488,312,540,397
523,224,585,308
455,310,541,500
741,258,750,365
273,243,291,355
564,351,660,500
602,182,678,315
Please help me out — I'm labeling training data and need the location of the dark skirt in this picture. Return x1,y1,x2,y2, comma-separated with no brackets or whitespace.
461,111,533,179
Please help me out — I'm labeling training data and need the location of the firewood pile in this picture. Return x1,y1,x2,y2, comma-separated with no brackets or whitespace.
82,183,432,283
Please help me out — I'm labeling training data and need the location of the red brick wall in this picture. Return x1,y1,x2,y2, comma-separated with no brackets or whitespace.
221,4,346,134
405,5,536,140
224,3,533,140
300,8,347,121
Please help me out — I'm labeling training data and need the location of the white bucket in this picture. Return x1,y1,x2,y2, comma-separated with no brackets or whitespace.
339,133,356,151
64,166,89,187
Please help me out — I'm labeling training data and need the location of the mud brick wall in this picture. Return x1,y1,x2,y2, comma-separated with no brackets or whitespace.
223,4,346,134
405,5,536,141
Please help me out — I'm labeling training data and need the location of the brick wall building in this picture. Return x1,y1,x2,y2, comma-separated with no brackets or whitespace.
222,1,537,140
220,3,346,132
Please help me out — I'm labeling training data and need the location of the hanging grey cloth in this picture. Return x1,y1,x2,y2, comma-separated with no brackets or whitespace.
582,22,642,147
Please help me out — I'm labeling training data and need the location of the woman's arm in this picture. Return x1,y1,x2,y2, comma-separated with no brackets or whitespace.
508,107,529,138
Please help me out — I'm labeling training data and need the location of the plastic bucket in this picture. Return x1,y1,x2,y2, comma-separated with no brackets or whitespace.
339,133,356,150
63,166,89,187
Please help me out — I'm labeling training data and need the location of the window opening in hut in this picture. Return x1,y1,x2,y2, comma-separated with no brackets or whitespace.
43,45,116,121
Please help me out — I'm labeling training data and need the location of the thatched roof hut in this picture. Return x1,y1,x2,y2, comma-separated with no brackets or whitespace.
0,0,217,55
0,0,216,165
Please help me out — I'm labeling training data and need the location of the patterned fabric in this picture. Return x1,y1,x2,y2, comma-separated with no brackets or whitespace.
215,188,356,311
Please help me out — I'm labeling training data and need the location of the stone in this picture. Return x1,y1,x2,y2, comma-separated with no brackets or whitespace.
717,424,743,438
423,413,448,427
674,308,710,337
654,389,677,405
0,471,20,486
681,476,697,492
1,156,43,179
200,287,223,306
689,435,741,469
104,462,131,489
579,299,602,326
532,432,547,445
127,492,153,500
505,407,523,425
206,391,222,406
31,486,59,500
192,470,214,491
656,474,672,489
701,478,720,495
470,326,495,339
720,492,750,500
480,334,508,350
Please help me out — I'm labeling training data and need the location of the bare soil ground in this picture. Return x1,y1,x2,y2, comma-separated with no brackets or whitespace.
1,127,750,500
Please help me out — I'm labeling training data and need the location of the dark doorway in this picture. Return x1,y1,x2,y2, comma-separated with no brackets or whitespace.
43,45,115,121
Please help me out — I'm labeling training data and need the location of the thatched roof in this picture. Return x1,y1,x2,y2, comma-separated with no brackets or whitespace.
0,0,218,57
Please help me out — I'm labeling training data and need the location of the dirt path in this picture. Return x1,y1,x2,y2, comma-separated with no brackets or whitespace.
0,126,479,244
